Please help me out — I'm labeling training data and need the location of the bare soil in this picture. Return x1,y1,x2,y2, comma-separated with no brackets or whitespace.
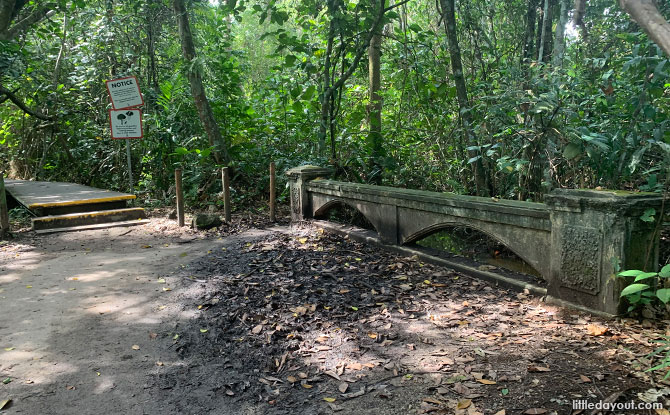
1,214,669,415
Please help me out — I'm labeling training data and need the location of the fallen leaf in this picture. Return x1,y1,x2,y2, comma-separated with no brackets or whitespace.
1,379,9,385
656,409,670,415
157,278,166,284
527,365,551,373
494,411,506,415
457,399,472,409
25,380,34,384
523,409,547,414
3,348,14,352
367,332,378,339
298,372,308,379
200,329,208,333
476,379,496,385
298,238,308,244
179,252,188,257
173,334,179,340
162,287,172,291
579,375,591,383
586,324,609,336
323,397,336,403
142,245,152,249
156,361,164,366
302,383,313,389
252,324,263,334
131,345,140,350
287,376,297,383
338,383,349,393
66,385,75,390
0,399,11,410
26,285,32,289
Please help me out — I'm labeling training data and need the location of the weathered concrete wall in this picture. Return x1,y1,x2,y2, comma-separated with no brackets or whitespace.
0,175,9,236
287,166,664,314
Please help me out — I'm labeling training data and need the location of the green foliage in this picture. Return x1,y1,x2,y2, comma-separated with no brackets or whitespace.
1,0,669,207
618,265,670,313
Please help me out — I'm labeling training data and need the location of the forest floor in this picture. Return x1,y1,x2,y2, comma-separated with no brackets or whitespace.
0,212,669,415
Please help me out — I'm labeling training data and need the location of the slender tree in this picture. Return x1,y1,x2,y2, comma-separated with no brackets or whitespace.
439,0,488,196
367,17,383,184
172,0,229,164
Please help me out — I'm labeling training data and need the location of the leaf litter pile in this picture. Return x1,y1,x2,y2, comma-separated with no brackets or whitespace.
150,226,669,414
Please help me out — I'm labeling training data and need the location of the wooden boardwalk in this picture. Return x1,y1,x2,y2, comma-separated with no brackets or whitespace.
4,179,146,232
5,179,135,210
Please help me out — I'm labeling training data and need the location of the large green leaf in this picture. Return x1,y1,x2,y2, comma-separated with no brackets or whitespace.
656,289,670,304
620,283,650,297
634,272,659,282
660,264,670,278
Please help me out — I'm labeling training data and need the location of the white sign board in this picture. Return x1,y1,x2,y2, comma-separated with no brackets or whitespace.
106,76,143,109
109,109,143,139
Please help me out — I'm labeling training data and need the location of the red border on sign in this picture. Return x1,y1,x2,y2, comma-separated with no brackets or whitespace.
105,75,144,110
109,109,144,140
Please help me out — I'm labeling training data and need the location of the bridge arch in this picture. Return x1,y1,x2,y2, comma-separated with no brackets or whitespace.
403,221,543,277
313,199,379,234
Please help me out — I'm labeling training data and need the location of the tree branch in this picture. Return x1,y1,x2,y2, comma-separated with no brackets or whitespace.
0,2,56,41
0,84,53,120
619,0,670,57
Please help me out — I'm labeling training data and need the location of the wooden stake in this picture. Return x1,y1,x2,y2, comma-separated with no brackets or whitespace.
269,162,276,222
175,168,184,227
222,167,231,222
0,174,9,236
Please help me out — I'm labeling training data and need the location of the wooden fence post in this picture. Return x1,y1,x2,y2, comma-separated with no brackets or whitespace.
222,167,231,222
0,174,9,236
175,168,185,227
269,162,276,222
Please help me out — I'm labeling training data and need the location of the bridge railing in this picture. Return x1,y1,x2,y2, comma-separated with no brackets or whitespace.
287,165,664,315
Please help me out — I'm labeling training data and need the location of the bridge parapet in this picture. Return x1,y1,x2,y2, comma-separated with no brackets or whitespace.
287,165,663,314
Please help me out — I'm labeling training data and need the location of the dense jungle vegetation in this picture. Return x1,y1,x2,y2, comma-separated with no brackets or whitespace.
1,0,669,207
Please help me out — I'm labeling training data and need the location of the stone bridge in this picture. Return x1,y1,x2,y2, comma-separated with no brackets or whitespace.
287,165,664,315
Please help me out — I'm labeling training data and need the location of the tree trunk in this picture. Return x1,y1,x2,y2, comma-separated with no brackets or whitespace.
367,30,383,184
439,0,489,196
522,0,539,65
620,0,670,57
552,0,569,67
318,11,335,157
537,0,549,63
172,0,228,164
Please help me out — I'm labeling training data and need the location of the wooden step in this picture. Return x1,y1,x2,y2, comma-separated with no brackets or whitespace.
32,207,147,231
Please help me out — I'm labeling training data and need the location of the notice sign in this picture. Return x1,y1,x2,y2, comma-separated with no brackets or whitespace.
106,76,143,109
109,109,143,139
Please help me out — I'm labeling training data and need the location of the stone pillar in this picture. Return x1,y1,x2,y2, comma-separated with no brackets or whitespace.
0,174,8,237
286,165,334,222
545,189,663,314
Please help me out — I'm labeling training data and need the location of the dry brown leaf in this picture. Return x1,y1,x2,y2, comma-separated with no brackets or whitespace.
656,409,670,415
323,397,336,403
298,372,308,379
527,365,551,373
252,324,263,334
338,382,349,393
457,399,472,409
422,397,444,405
302,383,313,389
494,410,506,415
287,376,297,383
367,332,378,339
476,379,496,385
586,324,609,336
156,361,164,366
523,409,547,414
131,344,140,350
579,374,591,383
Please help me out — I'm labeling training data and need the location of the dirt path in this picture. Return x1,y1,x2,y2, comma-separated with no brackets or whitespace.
0,220,249,414
0,219,668,415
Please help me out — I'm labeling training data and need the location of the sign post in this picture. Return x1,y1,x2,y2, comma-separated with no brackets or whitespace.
105,76,144,193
